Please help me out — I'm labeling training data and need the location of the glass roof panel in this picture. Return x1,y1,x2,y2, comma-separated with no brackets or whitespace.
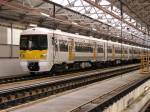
50,0,149,45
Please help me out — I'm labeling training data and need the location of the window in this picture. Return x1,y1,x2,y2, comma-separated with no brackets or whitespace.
59,40,68,52
20,35,47,50
75,42,93,52
53,39,58,51
97,45,104,53
115,48,121,54
130,49,133,54
107,46,112,53
124,49,128,54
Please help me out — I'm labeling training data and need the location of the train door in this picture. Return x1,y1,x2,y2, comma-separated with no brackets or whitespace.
127,47,129,60
51,36,58,64
122,46,125,60
112,44,115,61
107,43,112,61
68,38,75,61
93,42,97,61
104,42,107,61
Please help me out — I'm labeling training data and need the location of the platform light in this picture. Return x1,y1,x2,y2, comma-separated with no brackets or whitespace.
56,29,61,32
144,86,149,91
40,12,50,17
29,24,37,27
92,28,97,31
117,35,120,37
72,22,78,25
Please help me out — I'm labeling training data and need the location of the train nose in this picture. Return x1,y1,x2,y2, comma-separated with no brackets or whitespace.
28,62,39,71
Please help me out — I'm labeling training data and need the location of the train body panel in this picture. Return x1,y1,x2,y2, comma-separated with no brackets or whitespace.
19,27,146,73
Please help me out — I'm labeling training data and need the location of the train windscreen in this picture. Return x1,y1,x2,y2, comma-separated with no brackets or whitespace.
20,35,47,50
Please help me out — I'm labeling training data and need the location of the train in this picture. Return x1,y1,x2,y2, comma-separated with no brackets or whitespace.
19,27,147,74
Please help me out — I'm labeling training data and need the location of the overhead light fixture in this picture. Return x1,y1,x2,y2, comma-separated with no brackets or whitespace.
56,29,61,32
92,28,96,31
29,24,37,27
40,12,50,17
144,86,149,91
72,22,78,25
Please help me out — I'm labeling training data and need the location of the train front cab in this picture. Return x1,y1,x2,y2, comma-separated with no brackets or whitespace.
20,34,52,73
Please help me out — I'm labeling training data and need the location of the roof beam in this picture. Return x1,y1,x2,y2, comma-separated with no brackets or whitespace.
84,0,148,35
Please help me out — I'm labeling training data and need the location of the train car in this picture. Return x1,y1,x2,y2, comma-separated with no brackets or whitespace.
19,27,144,74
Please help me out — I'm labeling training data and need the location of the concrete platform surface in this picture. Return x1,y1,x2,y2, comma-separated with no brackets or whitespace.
6,70,147,112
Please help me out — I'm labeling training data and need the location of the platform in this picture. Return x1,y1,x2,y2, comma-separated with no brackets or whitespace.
5,70,149,112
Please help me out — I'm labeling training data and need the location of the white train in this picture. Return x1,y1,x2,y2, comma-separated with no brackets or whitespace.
19,27,147,74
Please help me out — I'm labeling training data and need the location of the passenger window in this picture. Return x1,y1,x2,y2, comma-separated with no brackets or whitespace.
59,40,68,52
107,47,112,53
54,41,58,51
75,42,93,53
124,49,128,54
97,45,103,53
115,49,118,53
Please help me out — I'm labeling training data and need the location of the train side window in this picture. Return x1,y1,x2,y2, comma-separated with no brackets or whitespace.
75,42,93,53
54,41,58,51
75,42,81,52
52,38,58,51
124,49,128,54
97,45,103,53
115,47,121,54
59,40,68,52
115,49,119,53
88,44,92,53
130,49,133,54
107,47,112,53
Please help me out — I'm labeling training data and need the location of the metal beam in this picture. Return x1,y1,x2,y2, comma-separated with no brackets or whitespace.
84,0,148,35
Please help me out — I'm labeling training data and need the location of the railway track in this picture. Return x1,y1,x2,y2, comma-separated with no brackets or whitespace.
0,64,138,85
70,71,150,112
140,99,150,112
0,64,139,110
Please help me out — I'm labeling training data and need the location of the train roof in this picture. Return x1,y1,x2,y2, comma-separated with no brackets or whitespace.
21,27,146,49
21,27,51,35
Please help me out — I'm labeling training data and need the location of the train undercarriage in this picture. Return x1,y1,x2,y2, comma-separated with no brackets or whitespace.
43,59,140,74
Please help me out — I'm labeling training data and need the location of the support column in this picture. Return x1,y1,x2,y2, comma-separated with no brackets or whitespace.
10,23,13,58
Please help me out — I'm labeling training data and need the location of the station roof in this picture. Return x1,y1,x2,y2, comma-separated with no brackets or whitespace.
109,0,150,31
0,0,149,48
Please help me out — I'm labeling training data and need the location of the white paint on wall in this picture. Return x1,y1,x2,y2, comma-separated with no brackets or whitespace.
7,28,23,45
12,28,23,45
7,28,11,44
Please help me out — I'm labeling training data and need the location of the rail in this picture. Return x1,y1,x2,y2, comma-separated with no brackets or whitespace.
70,73,150,112
0,64,139,110
0,64,139,85
140,99,150,112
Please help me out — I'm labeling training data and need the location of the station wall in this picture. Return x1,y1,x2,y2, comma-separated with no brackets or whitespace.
0,25,27,77
0,59,27,77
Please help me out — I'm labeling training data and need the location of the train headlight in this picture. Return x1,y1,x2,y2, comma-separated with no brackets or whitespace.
41,53,47,58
